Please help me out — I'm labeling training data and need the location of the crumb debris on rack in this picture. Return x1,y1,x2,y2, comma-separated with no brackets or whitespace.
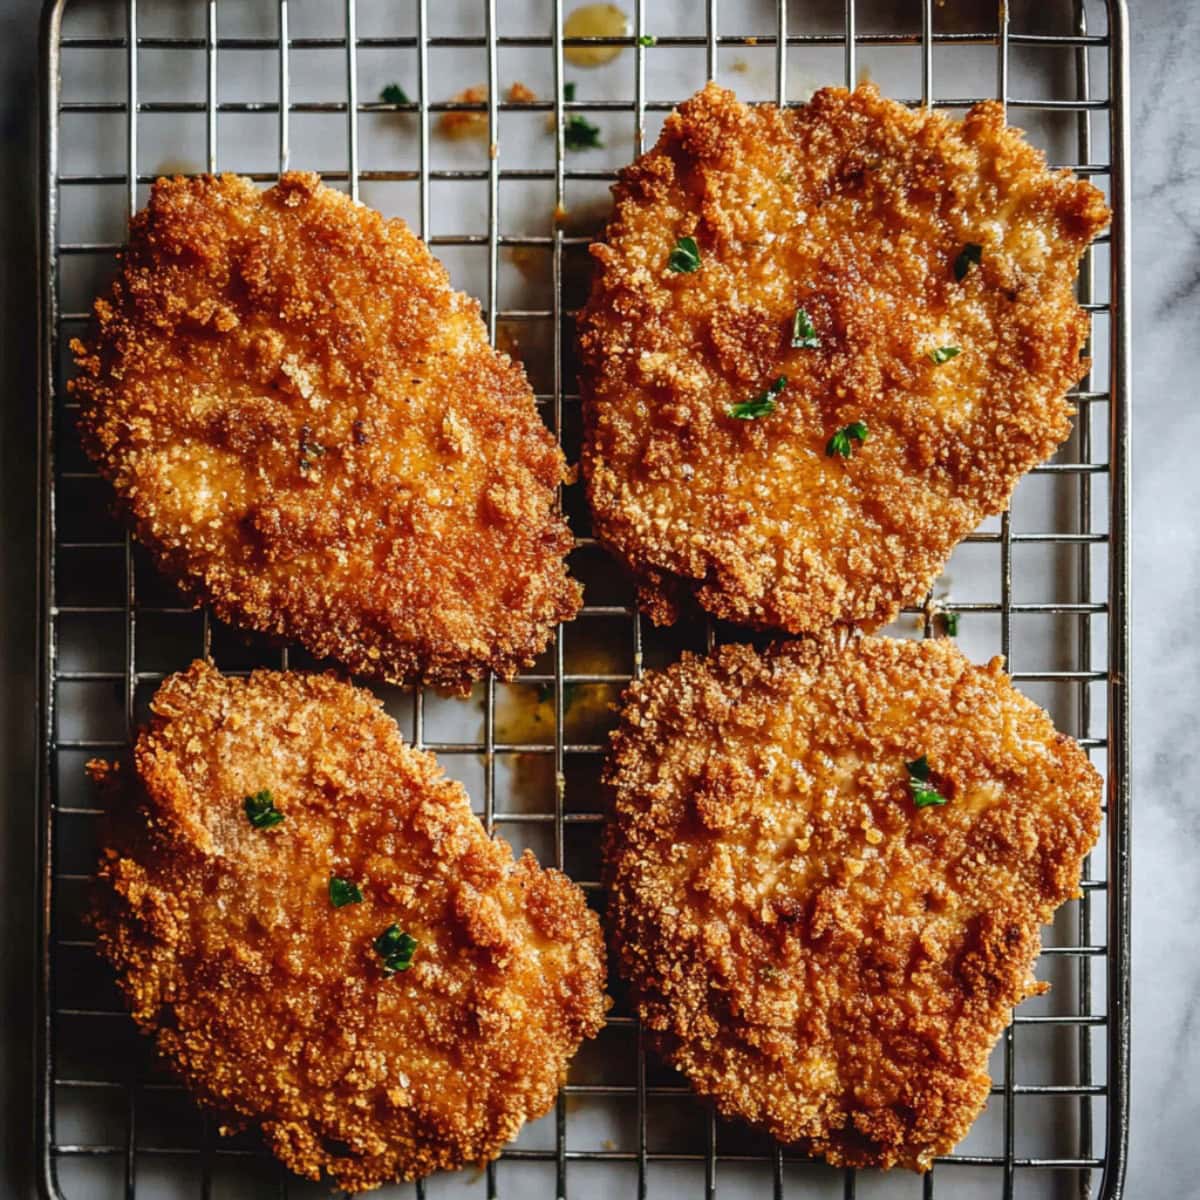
437,82,536,141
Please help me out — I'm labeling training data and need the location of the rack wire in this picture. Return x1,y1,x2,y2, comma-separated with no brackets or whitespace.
37,0,1130,1197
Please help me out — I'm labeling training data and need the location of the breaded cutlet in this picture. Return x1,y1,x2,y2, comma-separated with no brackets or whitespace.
91,660,608,1191
71,173,580,693
579,84,1109,633
603,636,1101,1170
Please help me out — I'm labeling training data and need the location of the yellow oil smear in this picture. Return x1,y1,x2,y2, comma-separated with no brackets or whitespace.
506,246,543,287
495,323,524,364
153,158,200,177
564,4,630,67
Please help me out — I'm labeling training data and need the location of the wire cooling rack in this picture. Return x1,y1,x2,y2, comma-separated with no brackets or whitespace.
36,0,1130,1197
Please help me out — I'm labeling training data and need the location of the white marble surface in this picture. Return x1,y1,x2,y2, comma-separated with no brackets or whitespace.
1124,0,1200,1189
0,0,1192,1196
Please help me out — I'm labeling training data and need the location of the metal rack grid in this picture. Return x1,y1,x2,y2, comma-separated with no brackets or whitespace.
36,1,1131,1198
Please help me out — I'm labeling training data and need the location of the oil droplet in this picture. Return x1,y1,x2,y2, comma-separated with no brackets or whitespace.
563,3,630,68
495,322,525,363
505,246,538,284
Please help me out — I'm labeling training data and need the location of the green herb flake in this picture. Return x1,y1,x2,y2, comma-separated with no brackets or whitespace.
942,610,960,637
729,375,787,421
638,34,657,46
537,681,581,709
906,756,948,808
380,83,410,106
954,242,983,281
928,345,961,365
373,925,419,975
329,876,363,908
299,429,327,472
791,306,820,350
825,421,869,458
243,789,284,829
564,114,604,151
668,235,701,274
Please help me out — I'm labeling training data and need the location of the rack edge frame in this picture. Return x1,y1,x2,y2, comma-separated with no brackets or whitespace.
32,0,1133,1196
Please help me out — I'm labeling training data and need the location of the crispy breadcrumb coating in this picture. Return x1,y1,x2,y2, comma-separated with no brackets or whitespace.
90,661,607,1192
603,636,1101,1170
70,173,580,692
579,84,1110,631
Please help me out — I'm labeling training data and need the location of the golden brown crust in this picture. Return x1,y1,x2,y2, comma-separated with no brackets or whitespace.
91,661,608,1191
603,636,1101,1170
71,173,581,692
579,84,1110,633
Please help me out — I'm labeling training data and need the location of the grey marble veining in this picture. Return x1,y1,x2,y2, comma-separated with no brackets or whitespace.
1127,0,1200,1190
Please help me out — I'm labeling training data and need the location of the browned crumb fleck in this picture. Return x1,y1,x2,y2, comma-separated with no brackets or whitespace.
438,84,489,140
84,757,117,784
438,82,536,140
70,173,580,693
604,635,1101,1171
92,660,608,1192
579,83,1110,634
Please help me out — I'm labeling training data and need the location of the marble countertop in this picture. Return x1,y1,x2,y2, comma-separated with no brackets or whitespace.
0,0,1192,1195
1121,0,1200,1186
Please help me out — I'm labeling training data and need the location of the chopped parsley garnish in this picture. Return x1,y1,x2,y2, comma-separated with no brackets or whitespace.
299,427,326,472
558,83,602,150
729,374,787,420
329,876,363,908
564,113,603,150
791,307,820,349
243,789,284,829
906,756,948,808
638,34,657,46
825,421,869,458
380,83,410,105
928,345,961,365
374,925,419,975
536,681,580,709
668,235,701,274
942,610,960,637
954,242,983,281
